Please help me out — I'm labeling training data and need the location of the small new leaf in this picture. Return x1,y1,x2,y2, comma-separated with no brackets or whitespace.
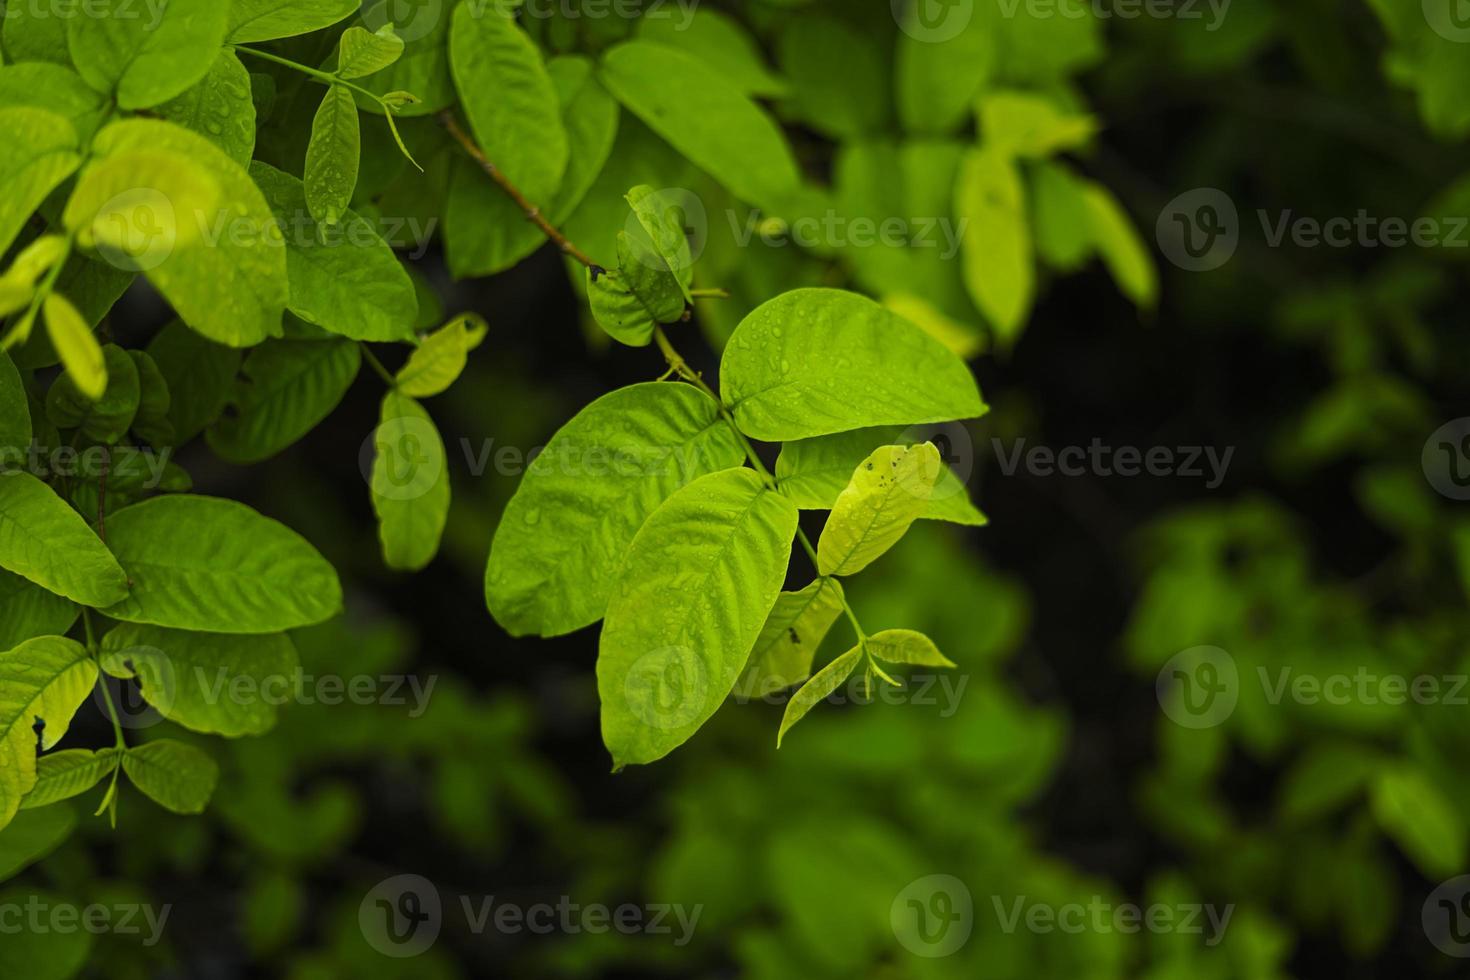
305,85,360,227
777,644,863,747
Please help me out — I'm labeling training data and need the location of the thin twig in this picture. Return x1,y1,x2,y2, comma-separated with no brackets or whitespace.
438,111,601,270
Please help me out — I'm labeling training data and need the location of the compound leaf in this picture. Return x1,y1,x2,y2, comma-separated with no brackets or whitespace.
0,472,127,607
0,636,98,830
734,577,846,699
817,444,940,576
121,739,218,814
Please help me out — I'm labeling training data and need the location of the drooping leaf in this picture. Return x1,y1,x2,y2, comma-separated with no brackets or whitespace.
128,349,173,446
1081,181,1158,310
894,4,994,134
122,739,218,814
45,343,140,444
865,629,956,668
227,0,359,43
775,426,987,527
777,643,863,747
598,41,800,211
304,84,360,227
250,162,418,342
395,313,487,397
337,24,404,80
0,885,92,977
0,106,80,258
445,54,617,277
956,147,1034,345
487,383,745,637
734,578,846,699
449,2,568,205
598,468,798,767
100,624,299,737
100,495,342,633
0,808,77,882
0,570,77,652
720,289,986,441
585,233,686,347
0,351,29,455
370,390,449,572
19,749,120,810
65,0,227,109
88,119,288,347
0,472,127,607
978,91,1097,158
0,636,98,830
206,338,360,463
1370,767,1465,877
157,48,257,167
349,0,457,116
146,320,241,443
817,444,940,576
636,7,787,98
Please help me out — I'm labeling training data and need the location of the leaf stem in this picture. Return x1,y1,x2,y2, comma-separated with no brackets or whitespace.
437,110,602,270
359,343,396,386
83,609,127,751
689,288,730,299
232,45,385,105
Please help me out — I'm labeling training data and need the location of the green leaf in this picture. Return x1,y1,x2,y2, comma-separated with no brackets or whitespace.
775,427,986,527
449,3,568,205
122,739,218,814
205,338,360,463
734,578,846,699
777,643,863,747
865,629,956,668
0,808,77,882
0,64,108,141
0,350,29,455
598,40,800,210
1370,767,1465,877
1277,743,1382,824
88,119,288,347
956,147,1034,345
337,24,404,79
146,320,241,443
487,383,745,637
348,0,457,116
304,84,360,227
250,162,417,342
1081,181,1157,309
0,885,92,977
370,390,449,572
720,289,986,442
625,184,693,298
446,54,618,277
65,0,227,109
0,636,98,830
99,495,342,633
227,0,359,43
598,468,798,768
636,8,787,98
777,14,887,139
817,444,940,576
0,4,71,65
0,570,77,652
585,234,686,347
0,472,127,607
20,749,120,810
157,48,257,167
0,106,80,258
1032,159,1095,271
895,6,993,134
45,343,139,444
395,313,487,397
978,91,1097,158
128,349,173,446
100,624,298,737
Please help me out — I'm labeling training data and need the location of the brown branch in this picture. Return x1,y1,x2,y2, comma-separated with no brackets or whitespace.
438,111,601,271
